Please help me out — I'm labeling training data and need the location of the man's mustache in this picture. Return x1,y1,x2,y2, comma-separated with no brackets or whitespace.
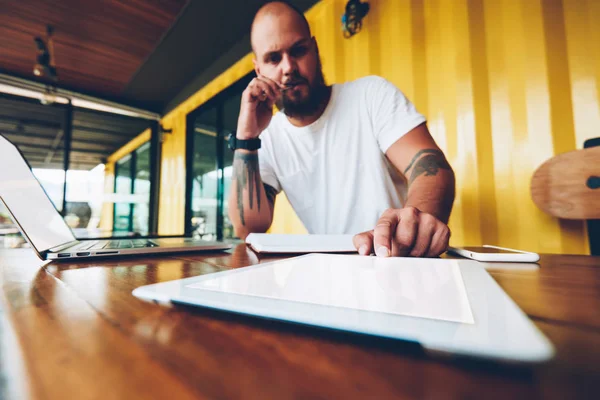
282,75,308,87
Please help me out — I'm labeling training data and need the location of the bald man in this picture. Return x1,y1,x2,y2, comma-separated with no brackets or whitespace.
228,1,455,258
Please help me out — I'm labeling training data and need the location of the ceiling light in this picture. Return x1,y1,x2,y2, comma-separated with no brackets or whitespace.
33,25,57,81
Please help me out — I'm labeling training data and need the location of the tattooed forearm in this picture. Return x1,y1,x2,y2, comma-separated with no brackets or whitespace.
404,149,451,185
233,151,262,225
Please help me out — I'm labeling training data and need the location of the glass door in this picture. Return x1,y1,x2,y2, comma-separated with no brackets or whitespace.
221,91,244,239
114,154,133,232
185,73,253,240
189,107,219,240
133,142,151,235
113,143,152,235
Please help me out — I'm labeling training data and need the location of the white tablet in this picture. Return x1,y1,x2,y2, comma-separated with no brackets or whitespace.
133,254,554,363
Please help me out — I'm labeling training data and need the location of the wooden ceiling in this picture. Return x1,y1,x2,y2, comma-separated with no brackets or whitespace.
0,0,188,98
0,0,319,112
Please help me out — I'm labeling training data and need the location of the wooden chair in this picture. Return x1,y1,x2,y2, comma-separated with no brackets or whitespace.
531,139,600,255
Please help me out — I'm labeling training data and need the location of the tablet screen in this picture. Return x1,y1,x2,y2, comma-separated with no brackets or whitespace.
187,255,474,324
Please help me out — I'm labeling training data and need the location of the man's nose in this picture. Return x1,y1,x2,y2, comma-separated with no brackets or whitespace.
280,53,297,76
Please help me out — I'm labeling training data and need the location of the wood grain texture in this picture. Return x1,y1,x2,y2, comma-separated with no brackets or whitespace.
531,146,600,219
0,0,188,96
2,246,600,399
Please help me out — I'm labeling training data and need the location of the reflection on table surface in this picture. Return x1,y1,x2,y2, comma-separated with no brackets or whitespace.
1,245,600,399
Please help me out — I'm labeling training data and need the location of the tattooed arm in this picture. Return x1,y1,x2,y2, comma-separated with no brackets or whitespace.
229,72,285,239
399,148,455,225
228,149,277,239
352,123,455,258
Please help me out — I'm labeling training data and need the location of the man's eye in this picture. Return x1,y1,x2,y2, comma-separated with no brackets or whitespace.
290,46,308,58
268,54,281,63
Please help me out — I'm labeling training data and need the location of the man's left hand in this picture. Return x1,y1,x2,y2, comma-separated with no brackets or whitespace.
352,207,451,258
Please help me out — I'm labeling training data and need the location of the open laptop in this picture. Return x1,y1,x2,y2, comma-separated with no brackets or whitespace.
0,133,231,260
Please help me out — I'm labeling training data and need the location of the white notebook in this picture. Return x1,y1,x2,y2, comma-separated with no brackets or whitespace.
245,233,356,253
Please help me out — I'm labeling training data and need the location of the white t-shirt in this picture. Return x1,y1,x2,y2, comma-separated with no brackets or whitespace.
258,75,426,235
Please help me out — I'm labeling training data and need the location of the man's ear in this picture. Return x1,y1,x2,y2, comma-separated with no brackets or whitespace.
312,36,319,56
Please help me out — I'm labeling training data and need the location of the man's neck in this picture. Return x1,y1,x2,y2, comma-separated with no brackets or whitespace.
285,85,332,128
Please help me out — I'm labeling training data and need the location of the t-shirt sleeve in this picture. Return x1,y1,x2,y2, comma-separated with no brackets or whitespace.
367,76,427,153
257,132,282,193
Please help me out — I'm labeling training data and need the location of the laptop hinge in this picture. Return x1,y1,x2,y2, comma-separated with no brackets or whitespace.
48,240,80,253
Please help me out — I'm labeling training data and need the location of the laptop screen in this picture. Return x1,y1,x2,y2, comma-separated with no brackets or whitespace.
0,134,76,253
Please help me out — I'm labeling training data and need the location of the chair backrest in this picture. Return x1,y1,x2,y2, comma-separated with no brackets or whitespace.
531,142,600,255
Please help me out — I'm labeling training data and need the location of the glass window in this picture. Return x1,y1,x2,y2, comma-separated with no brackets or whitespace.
70,108,152,237
186,73,253,241
112,144,152,235
133,143,151,235
63,167,105,232
114,155,133,232
190,107,218,241
221,92,243,239
0,95,153,244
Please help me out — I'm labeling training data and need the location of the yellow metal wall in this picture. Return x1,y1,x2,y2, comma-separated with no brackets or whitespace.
98,162,115,231
157,0,599,254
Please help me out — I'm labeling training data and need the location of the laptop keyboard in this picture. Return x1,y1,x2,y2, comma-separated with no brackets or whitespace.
72,239,157,251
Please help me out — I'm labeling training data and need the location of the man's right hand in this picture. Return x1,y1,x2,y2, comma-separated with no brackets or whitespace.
237,75,284,140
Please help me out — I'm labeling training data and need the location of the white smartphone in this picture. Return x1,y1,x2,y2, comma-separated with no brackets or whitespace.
447,245,540,263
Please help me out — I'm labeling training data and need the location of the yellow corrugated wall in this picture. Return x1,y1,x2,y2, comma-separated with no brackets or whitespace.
98,162,115,231
158,0,599,254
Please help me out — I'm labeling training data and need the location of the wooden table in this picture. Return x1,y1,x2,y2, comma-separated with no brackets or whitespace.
1,246,599,399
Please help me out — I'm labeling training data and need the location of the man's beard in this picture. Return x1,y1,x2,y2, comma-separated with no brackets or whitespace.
276,65,327,118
